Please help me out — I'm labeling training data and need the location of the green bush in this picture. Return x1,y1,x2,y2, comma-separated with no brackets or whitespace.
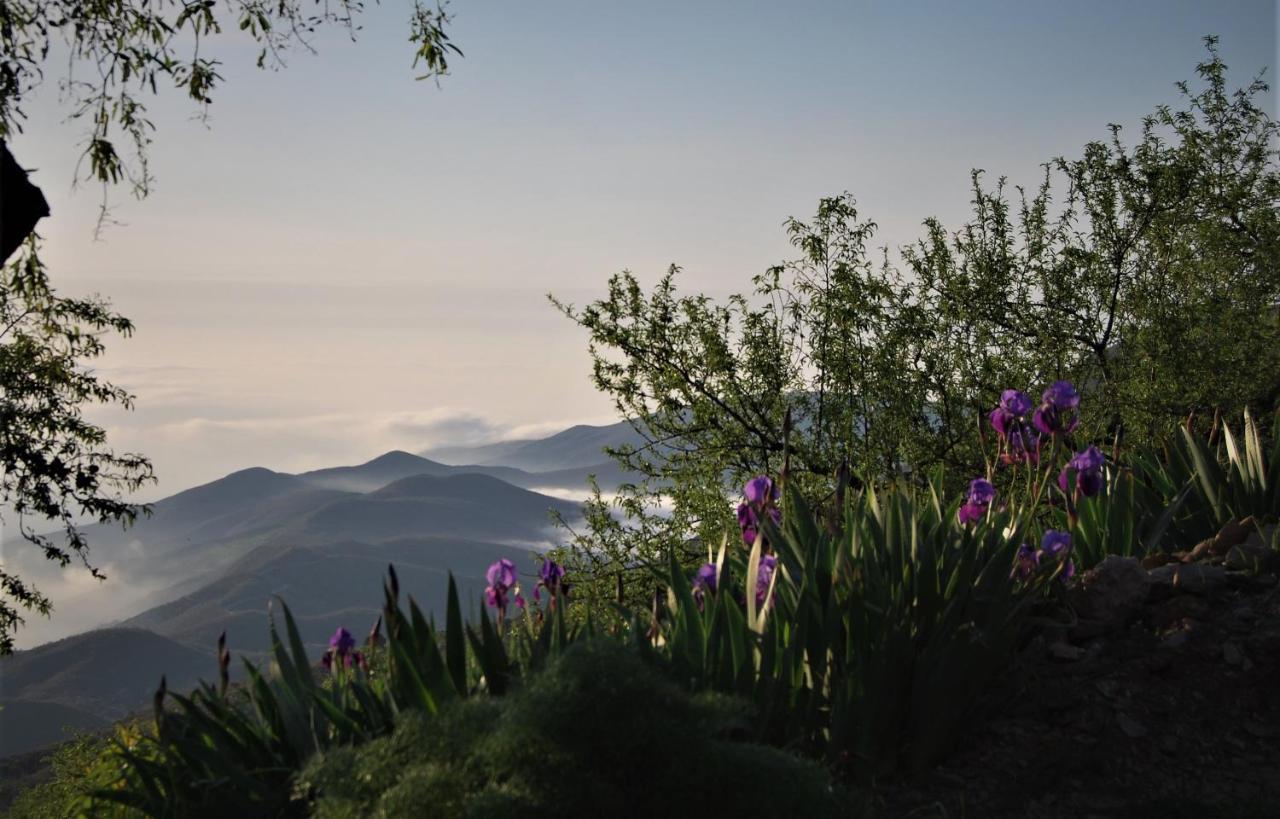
298,640,853,818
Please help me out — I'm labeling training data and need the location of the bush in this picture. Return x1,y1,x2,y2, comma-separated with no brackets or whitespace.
298,640,853,818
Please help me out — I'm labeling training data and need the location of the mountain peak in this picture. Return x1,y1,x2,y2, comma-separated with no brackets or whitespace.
364,450,435,467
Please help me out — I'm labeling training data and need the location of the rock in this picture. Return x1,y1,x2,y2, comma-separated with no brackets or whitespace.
1208,516,1255,557
1159,621,1199,649
1117,712,1149,738
1222,642,1244,665
1048,641,1085,661
1188,537,1216,561
1148,563,1228,596
1150,594,1210,629
1224,524,1276,571
1068,556,1149,638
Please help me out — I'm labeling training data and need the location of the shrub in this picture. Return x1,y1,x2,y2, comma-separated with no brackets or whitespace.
298,640,852,818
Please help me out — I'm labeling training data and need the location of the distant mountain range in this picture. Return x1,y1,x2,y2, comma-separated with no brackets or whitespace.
423,420,647,473
0,418,641,757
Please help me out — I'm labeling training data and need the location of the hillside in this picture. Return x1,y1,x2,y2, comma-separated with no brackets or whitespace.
0,628,212,756
123,535,535,654
283,473,578,544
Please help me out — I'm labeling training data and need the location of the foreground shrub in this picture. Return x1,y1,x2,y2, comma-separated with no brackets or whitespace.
297,640,851,818
5,721,152,819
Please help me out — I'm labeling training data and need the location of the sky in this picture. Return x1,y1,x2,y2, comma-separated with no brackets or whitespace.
9,0,1278,498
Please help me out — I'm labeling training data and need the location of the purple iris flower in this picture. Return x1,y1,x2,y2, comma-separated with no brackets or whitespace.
744,475,779,505
990,390,1042,465
1013,542,1040,580
738,475,782,545
1004,425,1042,466
692,562,718,610
958,477,996,525
485,558,518,612
755,554,777,607
1058,445,1106,497
1033,380,1081,436
737,502,759,545
1038,530,1073,578
321,627,360,671
534,558,569,602
989,390,1033,438
329,627,356,657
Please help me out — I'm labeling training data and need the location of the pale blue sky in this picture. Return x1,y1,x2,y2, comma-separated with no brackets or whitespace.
12,0,1277,495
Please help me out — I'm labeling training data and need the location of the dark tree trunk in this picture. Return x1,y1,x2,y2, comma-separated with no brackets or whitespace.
1,141,51,264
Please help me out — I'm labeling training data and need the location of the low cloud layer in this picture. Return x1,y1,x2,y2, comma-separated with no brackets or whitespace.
96,407,613,500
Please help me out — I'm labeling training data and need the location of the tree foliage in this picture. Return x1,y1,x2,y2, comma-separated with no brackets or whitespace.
0,0,461,220
553,38,1280,599
0,241,154,653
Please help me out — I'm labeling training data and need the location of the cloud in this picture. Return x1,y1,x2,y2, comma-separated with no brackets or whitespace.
379,410,507,448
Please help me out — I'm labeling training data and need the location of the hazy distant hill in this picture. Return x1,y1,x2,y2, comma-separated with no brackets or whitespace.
123,535,535,654
283,473,578,544
424,421,646,473
0,432,603,744
0,701,109,757
0,628,212,756
299,451,530,494
299,449,632,496
0,628,210,715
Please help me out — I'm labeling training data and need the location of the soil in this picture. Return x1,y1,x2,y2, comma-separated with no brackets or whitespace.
877,573,1280,818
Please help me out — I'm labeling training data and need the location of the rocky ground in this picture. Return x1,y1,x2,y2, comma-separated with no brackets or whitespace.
880,519,1280,819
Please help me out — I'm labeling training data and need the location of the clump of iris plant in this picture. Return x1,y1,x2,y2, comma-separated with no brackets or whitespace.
320,626,367,673
1059,445,1105,499
737,475,782,546
957,477,996,525
692,562,718,611
989,389,1041,465
1033,380,1081,437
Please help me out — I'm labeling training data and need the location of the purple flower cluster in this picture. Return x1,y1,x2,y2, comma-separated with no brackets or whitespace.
320,626,367,672
534,558,570,604
485,558,520,613
737,475,781,546
989,389,1042,465
1058,445,1105,498
1013,530,1075,581
957,478,996,525
1033,381,1080,437
692,562,718,610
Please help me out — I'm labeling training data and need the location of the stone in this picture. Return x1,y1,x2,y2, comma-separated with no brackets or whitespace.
1224,524,1276,571
1068,556,1149,638
1117,712,1149,738
1148,562,1228,596
1208,516,1255,557
1150,594,1210,629
1048,641,1085,661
